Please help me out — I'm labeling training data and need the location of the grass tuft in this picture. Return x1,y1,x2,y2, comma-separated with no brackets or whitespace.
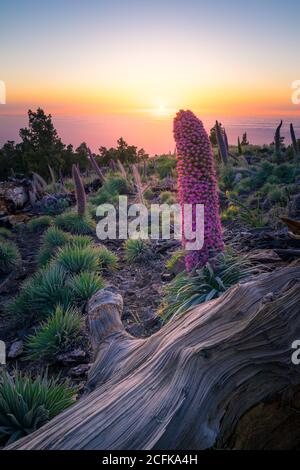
54,211,95,235
27,216,53,232
25,305,83,361
70,235,94,249
95,245,118,270
8,264,71,319
55,245,99,274
0,239,21,274
160,249,255,322
0,370,75,445
68,271,104,303
124,239,152,263
0,227,13,239
37,227,71,267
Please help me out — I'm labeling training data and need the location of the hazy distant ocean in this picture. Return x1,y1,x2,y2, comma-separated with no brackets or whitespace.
1,112,300,155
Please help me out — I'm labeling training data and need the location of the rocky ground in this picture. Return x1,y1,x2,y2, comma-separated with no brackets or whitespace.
1,171,300,395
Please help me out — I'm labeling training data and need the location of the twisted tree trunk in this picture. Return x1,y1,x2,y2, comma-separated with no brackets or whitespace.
8,266,300,450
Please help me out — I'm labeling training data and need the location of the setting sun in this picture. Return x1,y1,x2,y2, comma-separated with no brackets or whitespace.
156,103,169,116
147,101,175,118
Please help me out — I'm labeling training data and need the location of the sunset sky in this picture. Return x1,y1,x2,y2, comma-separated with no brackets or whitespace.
1,0,300,152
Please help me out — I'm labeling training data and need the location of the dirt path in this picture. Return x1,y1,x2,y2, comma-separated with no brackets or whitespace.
100,238,181,336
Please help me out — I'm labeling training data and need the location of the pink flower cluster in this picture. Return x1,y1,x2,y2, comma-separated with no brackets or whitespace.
173,110,224,271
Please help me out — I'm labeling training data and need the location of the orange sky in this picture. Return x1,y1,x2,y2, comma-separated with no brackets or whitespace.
2,1,300,117
1,0,300,152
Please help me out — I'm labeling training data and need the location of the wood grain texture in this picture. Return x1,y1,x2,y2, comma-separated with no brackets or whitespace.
7,266,300,450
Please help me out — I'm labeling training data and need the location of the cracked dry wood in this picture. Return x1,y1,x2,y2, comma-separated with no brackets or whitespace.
7,266,300,450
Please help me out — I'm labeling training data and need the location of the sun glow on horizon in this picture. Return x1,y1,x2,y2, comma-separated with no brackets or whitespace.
153,103,171,117
1,0,300,153
144,101,177,118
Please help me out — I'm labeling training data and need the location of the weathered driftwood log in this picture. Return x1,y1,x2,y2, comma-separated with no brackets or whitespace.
8,266,300,450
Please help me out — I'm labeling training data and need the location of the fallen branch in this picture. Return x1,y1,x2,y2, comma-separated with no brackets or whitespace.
8,266,300,450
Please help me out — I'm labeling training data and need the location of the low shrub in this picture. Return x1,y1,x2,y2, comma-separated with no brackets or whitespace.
103,176,129,195
156,155,177,179
30,264,72,315
258,182,275,197
87,202,97,219
272,163,295,184
236,177,255,194
90,189,117,206
266,174,280,185
260,161,275,175
43,198,70,216
42,226,71,248
285,184,299,196
267,187,287,204
252,170,269,188
43,182,60,194
90,176,129,205
229,196,266,228
219,166,236,191
0,370,75,445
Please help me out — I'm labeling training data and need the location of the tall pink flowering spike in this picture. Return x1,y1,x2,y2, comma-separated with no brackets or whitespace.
173,110,224,271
